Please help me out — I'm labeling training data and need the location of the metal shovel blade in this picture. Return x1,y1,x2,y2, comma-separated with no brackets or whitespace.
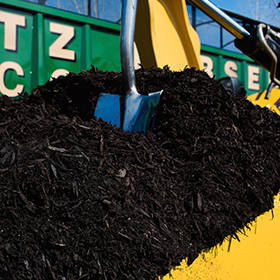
94,90,162,133
93,0,162,134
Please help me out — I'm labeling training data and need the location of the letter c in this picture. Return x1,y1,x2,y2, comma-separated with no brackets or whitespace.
0,61,24,97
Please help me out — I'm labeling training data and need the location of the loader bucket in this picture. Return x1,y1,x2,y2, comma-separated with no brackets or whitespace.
247,87,280,115
161,193,280,279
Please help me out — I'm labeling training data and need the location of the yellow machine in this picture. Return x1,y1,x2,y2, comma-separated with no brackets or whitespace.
134,0,280,279
135,0,202,70
135,0,280,115
247,87,280,115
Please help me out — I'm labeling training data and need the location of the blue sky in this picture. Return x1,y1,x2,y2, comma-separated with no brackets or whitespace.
210,0,280,26
190,0,280,52
211,0,239,13
26,0,280,28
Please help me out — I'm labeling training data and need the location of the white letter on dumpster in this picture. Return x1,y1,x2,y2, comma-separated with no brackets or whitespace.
224,61,238,78
248,65,260,91
0,11,26,51
0,61,24,97
50,69,69,80
201,55,214,78
49,22,75,61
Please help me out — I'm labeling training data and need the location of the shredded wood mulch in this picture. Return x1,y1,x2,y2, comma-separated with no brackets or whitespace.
1,66,280,280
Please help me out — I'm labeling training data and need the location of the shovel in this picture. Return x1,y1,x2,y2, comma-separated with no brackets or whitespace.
94,0,163,134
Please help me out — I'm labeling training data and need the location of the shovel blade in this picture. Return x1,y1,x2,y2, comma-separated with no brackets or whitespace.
94,90,162,134
123,90,162,133
94,93,122,128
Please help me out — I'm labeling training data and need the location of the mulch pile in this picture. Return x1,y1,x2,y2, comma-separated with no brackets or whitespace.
1,66,280,280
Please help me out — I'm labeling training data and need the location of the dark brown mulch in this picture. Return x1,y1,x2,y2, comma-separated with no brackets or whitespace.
1,65,280,280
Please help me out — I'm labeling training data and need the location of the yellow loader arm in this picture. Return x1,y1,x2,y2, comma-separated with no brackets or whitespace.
135,0,203,70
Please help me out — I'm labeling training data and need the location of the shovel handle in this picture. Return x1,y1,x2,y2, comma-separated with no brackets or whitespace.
121,0,138,96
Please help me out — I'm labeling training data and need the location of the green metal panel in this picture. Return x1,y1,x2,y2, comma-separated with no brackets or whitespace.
201,45,269,96
81,24,92,71
0,5,33,97
31,12,45,89
91,27,121,72
0,0,271,98
0,0,120,97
